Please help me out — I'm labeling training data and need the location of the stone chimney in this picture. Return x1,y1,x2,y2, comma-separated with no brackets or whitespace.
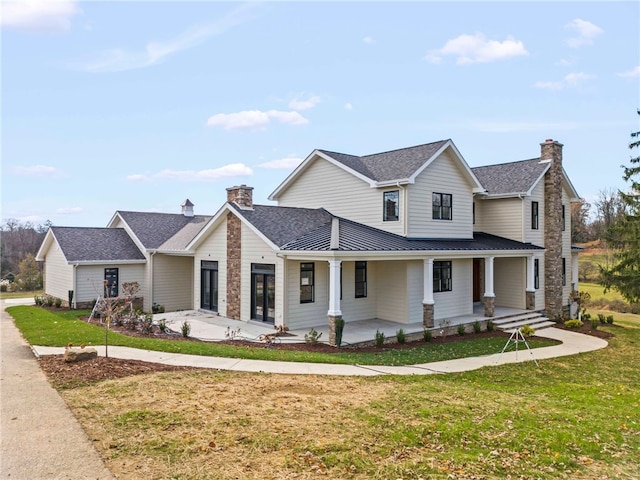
226,185,254,209
181,199,194,217
541,139,564,319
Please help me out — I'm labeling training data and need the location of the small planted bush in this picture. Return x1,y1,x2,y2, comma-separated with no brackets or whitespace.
606,315,614,324
375,329,385,348
152,303,165,314
304,327,322,345
598,313,606,324
564,319,583,329
520,324,535,337
181,321,191,337
334,317,345,347
157,318,167,333
590,317,599,330
423,329,433,342
486,320,495,332
396,328,406,344
472,320,482,333
457,324,466,336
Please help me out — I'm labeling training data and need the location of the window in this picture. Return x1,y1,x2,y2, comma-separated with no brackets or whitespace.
531,201,539,230
472,201,476,225
432,193,452,220
355,261,367,298
562,205,566,231
104,268,119,297
433,261,452,292
534,259,540,289
562,258,566,286
383,190,399,221
300,263,314,303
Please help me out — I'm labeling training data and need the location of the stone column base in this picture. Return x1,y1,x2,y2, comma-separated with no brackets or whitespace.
483,295,495,317
423,303,434,328
526,291,536,310
328,315,342,346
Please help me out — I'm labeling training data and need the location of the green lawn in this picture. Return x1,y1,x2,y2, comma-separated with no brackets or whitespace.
7,305,557,366
578,282,626,302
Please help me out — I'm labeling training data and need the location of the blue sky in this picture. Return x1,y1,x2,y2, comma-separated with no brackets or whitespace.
2,0,639,228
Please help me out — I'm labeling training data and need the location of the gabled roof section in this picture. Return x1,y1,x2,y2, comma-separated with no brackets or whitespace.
269,139,485,200
38,227,145,263
281,216,544,252
112,211,211,250
233,205,334,248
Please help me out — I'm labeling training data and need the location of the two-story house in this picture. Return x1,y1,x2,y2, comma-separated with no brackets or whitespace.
36,138,580,343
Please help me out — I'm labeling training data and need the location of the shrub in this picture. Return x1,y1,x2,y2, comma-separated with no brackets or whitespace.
304,328,322,345
608,299,631,313
54,297,62,308
44,295,54,307
334,317,345,347
564,319,583,329
606,315,614,324
396,328,406,344
472,320,482,333
631,303,640,315
140,314,154,335
598,313,606,324
520,324,535,337
582,312,591,321
157,318,167,333
0,280,8,292
457,324,465,336
152,303,165,314
181,321,191,337
486,320,495,332
34,295,43,306
423,329,433,342
375,329,385,348
590,317,599,330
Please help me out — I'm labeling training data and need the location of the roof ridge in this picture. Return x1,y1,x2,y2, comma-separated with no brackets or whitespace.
318,139,449,160
472,157,541,169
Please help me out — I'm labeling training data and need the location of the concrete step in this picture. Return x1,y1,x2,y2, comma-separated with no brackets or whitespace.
503,321,556,334
492,313,546,326
497,317,551,330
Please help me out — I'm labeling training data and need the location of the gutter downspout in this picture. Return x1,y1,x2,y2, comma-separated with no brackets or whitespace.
397,182,408,237
149,251,156,313
72,264,78,309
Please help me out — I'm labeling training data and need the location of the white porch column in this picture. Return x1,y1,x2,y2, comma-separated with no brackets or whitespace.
423,258,434,305
484,256,495,297
526,255,535,292
572,253,579,291
327,259,342,316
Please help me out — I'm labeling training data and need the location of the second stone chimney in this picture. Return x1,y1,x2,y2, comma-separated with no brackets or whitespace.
226,185,254,209
541,139,564,320
181,199,194,217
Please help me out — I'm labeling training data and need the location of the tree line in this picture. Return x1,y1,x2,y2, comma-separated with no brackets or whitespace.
0,219,50,290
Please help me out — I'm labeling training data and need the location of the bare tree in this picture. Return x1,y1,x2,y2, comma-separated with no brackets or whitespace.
571,199,592,243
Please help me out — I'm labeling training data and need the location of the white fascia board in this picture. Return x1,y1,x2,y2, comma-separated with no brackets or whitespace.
35,228,55,261
409,140,485,192
374,178,411,188
482,192,530,199
315,151,376,186
185,203,231,250
226,204,281,252
106,211,147,254
525,163,551,196
105,211,122,228
70,260,147,266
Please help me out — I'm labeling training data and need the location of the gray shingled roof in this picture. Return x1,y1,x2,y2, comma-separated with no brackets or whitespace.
116,211,211,249
318,140,449,182
233,205,333,247
471,158,548,196
51,227,145,262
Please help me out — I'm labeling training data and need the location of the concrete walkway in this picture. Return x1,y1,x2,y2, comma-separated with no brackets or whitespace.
1,298,115,479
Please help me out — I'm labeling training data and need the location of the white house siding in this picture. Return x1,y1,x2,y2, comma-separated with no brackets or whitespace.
407,261,425,323
193,222,228,316
75,264,146,304
524,181,545,246
433,259,473,321
475,198,524,241
494,257,526,309
152,255,193,312
42,243,74,301
276,158,406,236
534,255,546,311
407,151,474,239
375,261,408,323
240,222,282,323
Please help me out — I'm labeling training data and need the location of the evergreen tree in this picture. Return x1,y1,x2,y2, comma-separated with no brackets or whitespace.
600,110,640,303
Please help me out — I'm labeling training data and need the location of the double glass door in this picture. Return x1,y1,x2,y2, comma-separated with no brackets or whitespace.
251,264,275,323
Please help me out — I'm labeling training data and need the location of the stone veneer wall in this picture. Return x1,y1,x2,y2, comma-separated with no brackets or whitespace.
541,140,564,320
226,212,241,320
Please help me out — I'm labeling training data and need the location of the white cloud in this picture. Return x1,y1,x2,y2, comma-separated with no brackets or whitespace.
425,33,528,65
533,72,595,91
128,163,253,182
56,207,83,215
344,103,353,110
565,19,603,48
617,66,640,79
207,110,308,130
1,0,80,33
363,36,375,44
75,3,258,73
9,165,64,177
258,157,303,169
288,94,320,111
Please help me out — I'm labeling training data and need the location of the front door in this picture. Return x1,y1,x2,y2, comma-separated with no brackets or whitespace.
251,263,275,323
200,261,218,311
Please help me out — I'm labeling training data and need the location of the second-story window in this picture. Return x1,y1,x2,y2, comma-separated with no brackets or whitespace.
383,190,399,221
531,201,539,230
432,193,452,220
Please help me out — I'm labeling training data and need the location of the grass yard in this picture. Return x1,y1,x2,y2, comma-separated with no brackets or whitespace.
59,315,640,479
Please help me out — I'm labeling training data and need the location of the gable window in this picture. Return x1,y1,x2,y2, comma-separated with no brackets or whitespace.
104,268,119,298
300,263,314,303
432,193,452,220
562,258,566,286
383,190,399,221
562,205,566,231
433,261,452,292
355,261,367,298
531,201,539,230
534,259,540,289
